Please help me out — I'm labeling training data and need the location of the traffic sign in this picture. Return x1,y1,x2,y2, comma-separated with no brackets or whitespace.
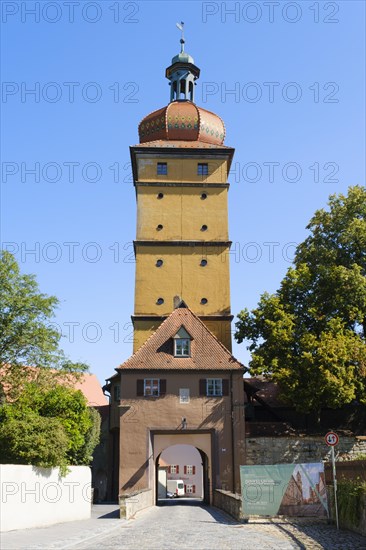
325,431,339,446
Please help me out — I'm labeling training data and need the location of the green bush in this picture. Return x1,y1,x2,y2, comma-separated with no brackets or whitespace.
0,383,101,475
337,479,366,525
0,415,69,473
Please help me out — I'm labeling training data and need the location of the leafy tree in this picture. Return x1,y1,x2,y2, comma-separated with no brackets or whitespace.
235,186,366,415
0,251,88,399
0,415,69,471
0,252,101,472
0,383,101,473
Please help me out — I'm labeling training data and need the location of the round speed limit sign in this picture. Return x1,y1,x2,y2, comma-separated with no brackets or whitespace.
325,431,339,446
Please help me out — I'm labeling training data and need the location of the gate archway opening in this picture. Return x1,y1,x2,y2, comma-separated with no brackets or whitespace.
156,444,210,505
152,431,213,506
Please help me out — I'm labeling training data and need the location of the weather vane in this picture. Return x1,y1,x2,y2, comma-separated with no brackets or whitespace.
176,21,185,52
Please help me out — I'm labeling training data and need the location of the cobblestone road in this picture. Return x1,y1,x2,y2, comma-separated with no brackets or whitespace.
1,502,365,549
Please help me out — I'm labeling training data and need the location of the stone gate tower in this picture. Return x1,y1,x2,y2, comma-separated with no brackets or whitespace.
130,41,235,352
107,35,245,507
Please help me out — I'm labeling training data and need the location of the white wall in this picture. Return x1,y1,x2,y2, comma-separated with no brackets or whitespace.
0,465,91,532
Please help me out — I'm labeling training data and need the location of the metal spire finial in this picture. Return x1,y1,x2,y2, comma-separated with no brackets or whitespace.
176,21,185,52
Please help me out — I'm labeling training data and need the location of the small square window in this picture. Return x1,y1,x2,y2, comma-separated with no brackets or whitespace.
207,378,222,397
144,379,160,396
179,388,190,404
157,162,167,175
197,163,208,176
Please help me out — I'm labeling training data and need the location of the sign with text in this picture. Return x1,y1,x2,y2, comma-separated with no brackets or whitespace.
240,463,328,517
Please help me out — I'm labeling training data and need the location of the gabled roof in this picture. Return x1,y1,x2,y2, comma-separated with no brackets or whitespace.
117,306,245,371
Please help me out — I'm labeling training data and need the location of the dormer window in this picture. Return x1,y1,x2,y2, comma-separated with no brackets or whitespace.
173,327,192,357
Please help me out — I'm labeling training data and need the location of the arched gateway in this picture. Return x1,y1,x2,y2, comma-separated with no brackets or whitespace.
106,38,246,508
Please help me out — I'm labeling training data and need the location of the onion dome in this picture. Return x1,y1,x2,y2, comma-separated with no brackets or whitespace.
138,101,226,145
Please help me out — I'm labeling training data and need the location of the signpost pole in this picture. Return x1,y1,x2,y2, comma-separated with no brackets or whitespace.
331,445,339,530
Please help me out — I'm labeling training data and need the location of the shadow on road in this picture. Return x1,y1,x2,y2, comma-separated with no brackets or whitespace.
157,498,238,525
92,504,120,519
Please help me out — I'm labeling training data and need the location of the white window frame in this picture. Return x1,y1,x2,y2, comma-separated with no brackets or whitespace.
186,465,194,475
174,338,190,357
186,484,194,494
144,378,160,397
206,378,222,397
170,465,178,474
179,388,190,404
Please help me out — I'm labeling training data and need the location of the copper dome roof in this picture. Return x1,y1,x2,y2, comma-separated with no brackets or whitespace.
138,101,226,146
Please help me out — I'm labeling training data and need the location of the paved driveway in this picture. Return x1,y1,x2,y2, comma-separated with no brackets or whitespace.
1,502,365,549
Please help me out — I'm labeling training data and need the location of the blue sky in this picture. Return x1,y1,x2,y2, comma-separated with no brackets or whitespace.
1,1,365,385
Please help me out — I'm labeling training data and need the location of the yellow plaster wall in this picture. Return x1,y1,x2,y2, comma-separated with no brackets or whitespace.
137,157,229,184
136,186,228,241
134,245,230,316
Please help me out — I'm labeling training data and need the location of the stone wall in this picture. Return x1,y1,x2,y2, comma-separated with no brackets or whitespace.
213,489,243,521
119,489,153,519
245,436,366,465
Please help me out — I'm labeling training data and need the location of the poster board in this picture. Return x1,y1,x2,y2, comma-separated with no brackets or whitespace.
240,463,328,517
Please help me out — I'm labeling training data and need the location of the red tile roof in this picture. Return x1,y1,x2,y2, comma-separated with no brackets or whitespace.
117,306,245,371
74,373,108,406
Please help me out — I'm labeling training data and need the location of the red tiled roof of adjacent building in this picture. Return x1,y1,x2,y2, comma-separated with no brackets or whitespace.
74,373,108,406
117,305,245,371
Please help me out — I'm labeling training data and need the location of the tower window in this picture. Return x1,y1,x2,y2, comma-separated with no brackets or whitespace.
201,193,207,200
156,259,163,267
156,297,164,305
201,298,208,305
157,163,167,175
201,225,208,231
200,259,207,267
157,192,164,199
198,163,208,176
157,224,163,231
